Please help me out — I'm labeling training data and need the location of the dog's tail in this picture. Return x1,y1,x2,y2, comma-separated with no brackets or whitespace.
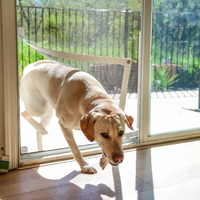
33,60,54,67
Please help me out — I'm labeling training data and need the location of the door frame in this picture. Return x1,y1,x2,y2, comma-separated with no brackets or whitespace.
0,0,19,169
3,0,200,169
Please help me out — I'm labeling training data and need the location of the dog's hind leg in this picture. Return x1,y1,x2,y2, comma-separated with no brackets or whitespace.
21,111,48,135
21,107,53,151
36,108,53,151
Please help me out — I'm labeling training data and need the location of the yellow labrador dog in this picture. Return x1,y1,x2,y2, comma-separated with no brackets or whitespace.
20,60,134,174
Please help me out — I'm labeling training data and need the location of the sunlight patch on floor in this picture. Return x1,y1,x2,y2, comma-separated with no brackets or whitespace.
37,163,71,180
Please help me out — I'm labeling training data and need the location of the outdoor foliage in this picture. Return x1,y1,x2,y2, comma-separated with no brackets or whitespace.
153,66,179,91
17,5,141,79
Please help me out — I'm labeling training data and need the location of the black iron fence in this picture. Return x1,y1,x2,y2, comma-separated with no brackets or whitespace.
17,6,140,93
152,11,200,91
17,6,200,92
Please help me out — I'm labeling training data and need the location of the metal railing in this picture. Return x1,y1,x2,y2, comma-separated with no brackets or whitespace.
151,11,200,91
17,6,200,92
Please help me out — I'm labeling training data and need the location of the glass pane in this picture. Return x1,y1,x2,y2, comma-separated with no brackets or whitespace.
150,0,200,135
17,0,141,154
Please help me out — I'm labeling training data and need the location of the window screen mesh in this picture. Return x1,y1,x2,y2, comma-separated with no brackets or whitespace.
17,5,141,94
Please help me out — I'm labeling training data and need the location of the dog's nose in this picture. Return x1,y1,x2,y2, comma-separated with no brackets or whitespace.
113,153,124,164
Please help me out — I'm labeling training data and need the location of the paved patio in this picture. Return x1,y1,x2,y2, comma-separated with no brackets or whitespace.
20,90,200,154
150,90,200,134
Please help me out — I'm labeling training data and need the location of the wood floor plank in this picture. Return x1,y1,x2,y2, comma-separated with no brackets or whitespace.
0,171,152,200
0,157,152,199
1,140,200,200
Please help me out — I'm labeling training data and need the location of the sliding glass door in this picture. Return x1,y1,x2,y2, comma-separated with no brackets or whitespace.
151,0,200,136
141,0,200,141
4,0,200,168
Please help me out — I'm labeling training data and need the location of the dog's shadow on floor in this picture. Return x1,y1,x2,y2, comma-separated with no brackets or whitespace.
37,168,120,200
59,170,117,200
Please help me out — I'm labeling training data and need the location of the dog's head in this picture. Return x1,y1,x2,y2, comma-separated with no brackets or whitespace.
80,109,134,166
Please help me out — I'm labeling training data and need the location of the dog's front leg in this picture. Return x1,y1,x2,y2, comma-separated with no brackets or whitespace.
100,153,108,170
59,121,97,174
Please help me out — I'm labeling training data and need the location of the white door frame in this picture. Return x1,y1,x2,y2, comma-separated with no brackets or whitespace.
0,0,19,169
139,0,152,143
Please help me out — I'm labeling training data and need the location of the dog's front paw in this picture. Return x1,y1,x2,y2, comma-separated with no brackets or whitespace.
100,156,108,170
80,160,97,174
81,165,97,174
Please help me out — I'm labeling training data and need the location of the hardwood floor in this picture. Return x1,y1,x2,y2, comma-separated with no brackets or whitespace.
1,140,200,200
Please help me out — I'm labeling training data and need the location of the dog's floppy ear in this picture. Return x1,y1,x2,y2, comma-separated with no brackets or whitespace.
80,113,97,142
125,114,134,130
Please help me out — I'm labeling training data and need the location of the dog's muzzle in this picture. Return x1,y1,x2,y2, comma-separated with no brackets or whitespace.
113,153,124,164
102,149,124,166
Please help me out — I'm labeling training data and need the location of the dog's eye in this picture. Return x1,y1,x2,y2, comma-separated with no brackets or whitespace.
101,132,109,139
119,131,124,137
